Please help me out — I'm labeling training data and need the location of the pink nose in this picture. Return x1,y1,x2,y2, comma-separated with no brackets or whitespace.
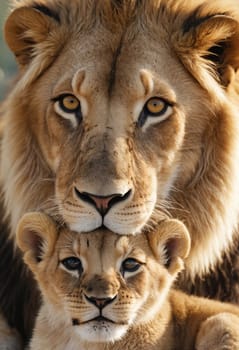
88,194,116,214
85,295,117,309
74,189,131,215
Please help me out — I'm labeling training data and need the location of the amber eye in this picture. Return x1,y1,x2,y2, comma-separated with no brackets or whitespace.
137,96,172,127
61,257,83,273
145,97,168,116
121,258,141,274
59,94,81,113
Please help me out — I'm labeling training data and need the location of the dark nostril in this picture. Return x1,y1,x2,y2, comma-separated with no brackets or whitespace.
108,189,131,209
74,188,132,216
84,295,116,309
72,318,80,326
74,189,97,207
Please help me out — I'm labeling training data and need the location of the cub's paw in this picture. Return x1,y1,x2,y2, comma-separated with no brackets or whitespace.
196,313,239,350
0,315,23,350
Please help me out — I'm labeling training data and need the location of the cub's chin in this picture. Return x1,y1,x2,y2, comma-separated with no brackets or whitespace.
74,319,128,343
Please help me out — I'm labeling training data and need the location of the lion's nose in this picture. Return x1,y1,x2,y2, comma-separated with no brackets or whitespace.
74,188,132,215
84,295,117,309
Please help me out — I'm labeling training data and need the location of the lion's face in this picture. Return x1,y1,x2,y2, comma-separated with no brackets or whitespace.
4,0,239,276
16,213,190,343
41,43,189,234
3,2,207,234
23,22,191,235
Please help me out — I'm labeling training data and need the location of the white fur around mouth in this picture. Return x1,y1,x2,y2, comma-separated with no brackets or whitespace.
72,316,129,343
75,316,115,325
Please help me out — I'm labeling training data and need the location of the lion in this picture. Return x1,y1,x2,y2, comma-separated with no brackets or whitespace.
15,212,239,350
2,0,239,346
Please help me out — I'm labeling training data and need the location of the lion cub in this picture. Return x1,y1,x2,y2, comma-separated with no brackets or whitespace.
16,213,239,350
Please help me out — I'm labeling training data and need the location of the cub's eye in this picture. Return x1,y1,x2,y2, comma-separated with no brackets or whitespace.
145,97,168,116
61,257,83,273
58,94,80,113
121,258,141,274
138,97,172,128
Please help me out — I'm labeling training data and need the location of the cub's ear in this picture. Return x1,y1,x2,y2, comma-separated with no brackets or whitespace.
148,219,191,275
16,212,58,269
175,9,239,87
4,5,60,67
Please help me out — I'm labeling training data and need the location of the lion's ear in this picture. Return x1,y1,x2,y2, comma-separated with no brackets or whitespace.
16,212,58,268
176,12,239,87
149,219,191,275
4,6,59,67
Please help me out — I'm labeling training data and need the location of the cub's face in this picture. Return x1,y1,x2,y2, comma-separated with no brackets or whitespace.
16,213,190,343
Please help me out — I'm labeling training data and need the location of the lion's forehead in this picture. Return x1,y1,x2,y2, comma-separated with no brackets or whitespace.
57,230,149,270
53,31,177,98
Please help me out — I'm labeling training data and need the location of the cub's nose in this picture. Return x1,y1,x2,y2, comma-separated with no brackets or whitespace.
84,295,117,309
74,188,132,215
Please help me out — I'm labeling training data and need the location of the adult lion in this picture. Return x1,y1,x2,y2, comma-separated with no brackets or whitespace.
1,0,239,346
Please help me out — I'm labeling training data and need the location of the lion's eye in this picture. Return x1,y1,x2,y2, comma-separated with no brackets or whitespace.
59,94,81,113
146,97,168,116
121,258,141,274
138,97,172,128
53,94,82,127
61,257,83,273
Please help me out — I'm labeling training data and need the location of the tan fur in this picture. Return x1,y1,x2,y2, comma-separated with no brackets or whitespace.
2,0,239,346
16,213,239,350
3,0,239,277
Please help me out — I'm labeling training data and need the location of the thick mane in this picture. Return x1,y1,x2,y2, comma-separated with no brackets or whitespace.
11,0,133,27
9,0,239,39
6,0,239,89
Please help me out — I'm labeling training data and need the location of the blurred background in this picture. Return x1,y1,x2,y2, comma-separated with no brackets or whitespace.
0,1,17,101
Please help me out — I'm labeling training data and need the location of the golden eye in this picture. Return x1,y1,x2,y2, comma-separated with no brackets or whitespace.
146,97,167,115
59,94,80,113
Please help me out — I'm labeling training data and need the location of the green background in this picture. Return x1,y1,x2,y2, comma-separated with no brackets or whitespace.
0,1,17,101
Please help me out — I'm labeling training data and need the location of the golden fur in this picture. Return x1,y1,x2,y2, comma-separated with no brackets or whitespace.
2,0,239,277
2,0,239,345
16,213,239,350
